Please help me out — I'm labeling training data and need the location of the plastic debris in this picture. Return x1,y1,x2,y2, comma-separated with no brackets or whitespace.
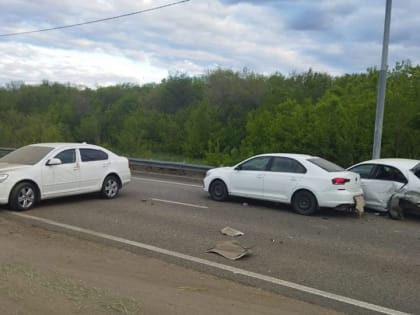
354,195,365,217
220,226,244,237
207,240,251,260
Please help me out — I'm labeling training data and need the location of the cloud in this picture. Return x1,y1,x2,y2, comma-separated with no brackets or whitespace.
0,42,167,86
1,0,420,87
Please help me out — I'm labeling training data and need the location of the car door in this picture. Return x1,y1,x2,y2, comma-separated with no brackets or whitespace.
348,163,380,209
229,156,271,198
79,148,110,191
263,157,306,202
41,148,80,197
367,165,407,210
350,163,407,211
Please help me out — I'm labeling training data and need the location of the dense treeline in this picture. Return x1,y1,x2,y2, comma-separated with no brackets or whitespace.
1,61,419,167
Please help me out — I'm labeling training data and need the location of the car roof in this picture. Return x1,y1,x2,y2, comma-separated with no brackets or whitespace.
255,153,316,159
357,158,420,169
30,142,96,148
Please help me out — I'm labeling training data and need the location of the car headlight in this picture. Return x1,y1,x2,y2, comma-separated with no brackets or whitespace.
0,174,8,183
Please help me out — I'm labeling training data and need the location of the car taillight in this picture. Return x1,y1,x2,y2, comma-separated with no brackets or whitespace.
332,177,350,185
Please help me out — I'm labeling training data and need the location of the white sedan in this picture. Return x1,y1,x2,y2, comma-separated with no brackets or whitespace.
0,143,131,210
348,158,420,213
204,153,364,215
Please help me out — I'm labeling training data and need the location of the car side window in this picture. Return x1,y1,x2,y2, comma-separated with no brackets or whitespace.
372,165,407,183
349,164,375,179
269,157,306,173
80,149,108,162
239,157,271,171
411,163,420,179
54,149,76,164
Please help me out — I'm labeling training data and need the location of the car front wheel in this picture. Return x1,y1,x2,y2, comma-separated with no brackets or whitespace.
292,190,318,215
101,175,120,199
10,182,37,211
209,180,228,201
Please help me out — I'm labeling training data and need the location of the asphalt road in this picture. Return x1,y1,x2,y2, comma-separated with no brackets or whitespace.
3,171,420,315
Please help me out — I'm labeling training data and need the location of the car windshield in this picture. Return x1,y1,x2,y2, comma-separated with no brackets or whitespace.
411,163,420,179
307,157,344,172
0,145,54,165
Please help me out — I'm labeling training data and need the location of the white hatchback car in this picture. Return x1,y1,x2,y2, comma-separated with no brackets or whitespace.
348,158,420,212
0,143,131,210
204,153,364,215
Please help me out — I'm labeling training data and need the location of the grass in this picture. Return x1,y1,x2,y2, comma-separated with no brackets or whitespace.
0,262,142,314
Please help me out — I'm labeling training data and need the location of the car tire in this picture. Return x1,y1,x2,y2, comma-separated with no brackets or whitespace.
10,182,37,211
101,175,120,199
209,180,228,201
292,190,318,215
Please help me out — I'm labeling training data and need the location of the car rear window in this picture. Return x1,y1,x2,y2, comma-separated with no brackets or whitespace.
411,163,420,179
0,145,54,165
307,157,345,172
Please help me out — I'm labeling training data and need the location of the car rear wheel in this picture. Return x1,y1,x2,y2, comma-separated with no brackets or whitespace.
209,180,228,201
292,190,318,215
10,182,37,211
101,175,120,199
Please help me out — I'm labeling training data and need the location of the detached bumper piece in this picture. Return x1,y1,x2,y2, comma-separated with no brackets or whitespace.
334,195,365,217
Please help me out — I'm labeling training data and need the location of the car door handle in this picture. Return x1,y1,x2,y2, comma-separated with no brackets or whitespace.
256,174,264,179
290,177,297,181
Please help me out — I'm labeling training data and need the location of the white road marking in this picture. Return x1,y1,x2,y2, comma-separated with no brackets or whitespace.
133,176,202,188
151,198,208,209
8,212,410,315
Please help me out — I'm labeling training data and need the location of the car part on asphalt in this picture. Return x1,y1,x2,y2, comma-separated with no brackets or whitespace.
220,226,244,237
207,240,251,260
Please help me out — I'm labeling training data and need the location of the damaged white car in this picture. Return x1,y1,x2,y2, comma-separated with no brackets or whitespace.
348,158,420,218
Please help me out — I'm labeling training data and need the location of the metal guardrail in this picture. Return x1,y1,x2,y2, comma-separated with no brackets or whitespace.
0,147,212,175
129,157,212,175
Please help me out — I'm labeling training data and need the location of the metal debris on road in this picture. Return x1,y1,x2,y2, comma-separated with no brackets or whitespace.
221,226,244,237
207,240,251,260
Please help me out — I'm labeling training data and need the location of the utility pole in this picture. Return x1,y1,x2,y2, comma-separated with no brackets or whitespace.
372,0,392,159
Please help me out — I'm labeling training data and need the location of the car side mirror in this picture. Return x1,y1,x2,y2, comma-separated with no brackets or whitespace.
234,165,242,171
47,158,62,166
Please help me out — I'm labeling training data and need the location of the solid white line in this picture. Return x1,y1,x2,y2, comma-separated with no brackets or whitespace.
8,212,409,315
151,198,208,209
133,176,202,188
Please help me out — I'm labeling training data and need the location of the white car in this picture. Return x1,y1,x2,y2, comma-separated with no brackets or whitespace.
0,143,131,210
203,153,364,215
348,158,420,212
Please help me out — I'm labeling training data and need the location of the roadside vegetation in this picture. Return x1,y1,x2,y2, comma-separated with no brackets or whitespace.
1,61,419,167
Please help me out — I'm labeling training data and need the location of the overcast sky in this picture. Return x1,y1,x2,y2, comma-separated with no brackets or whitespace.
0,0,418,88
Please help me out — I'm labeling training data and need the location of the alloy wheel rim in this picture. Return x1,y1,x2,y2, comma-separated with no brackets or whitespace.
18,187,35,209
105,180,118,197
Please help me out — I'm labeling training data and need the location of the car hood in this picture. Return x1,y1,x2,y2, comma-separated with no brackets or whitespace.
0,162,31,172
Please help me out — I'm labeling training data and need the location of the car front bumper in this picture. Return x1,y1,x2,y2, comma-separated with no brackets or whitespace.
0,182,13,205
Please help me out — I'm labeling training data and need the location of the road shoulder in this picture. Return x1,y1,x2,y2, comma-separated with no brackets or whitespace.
0,214,343,315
